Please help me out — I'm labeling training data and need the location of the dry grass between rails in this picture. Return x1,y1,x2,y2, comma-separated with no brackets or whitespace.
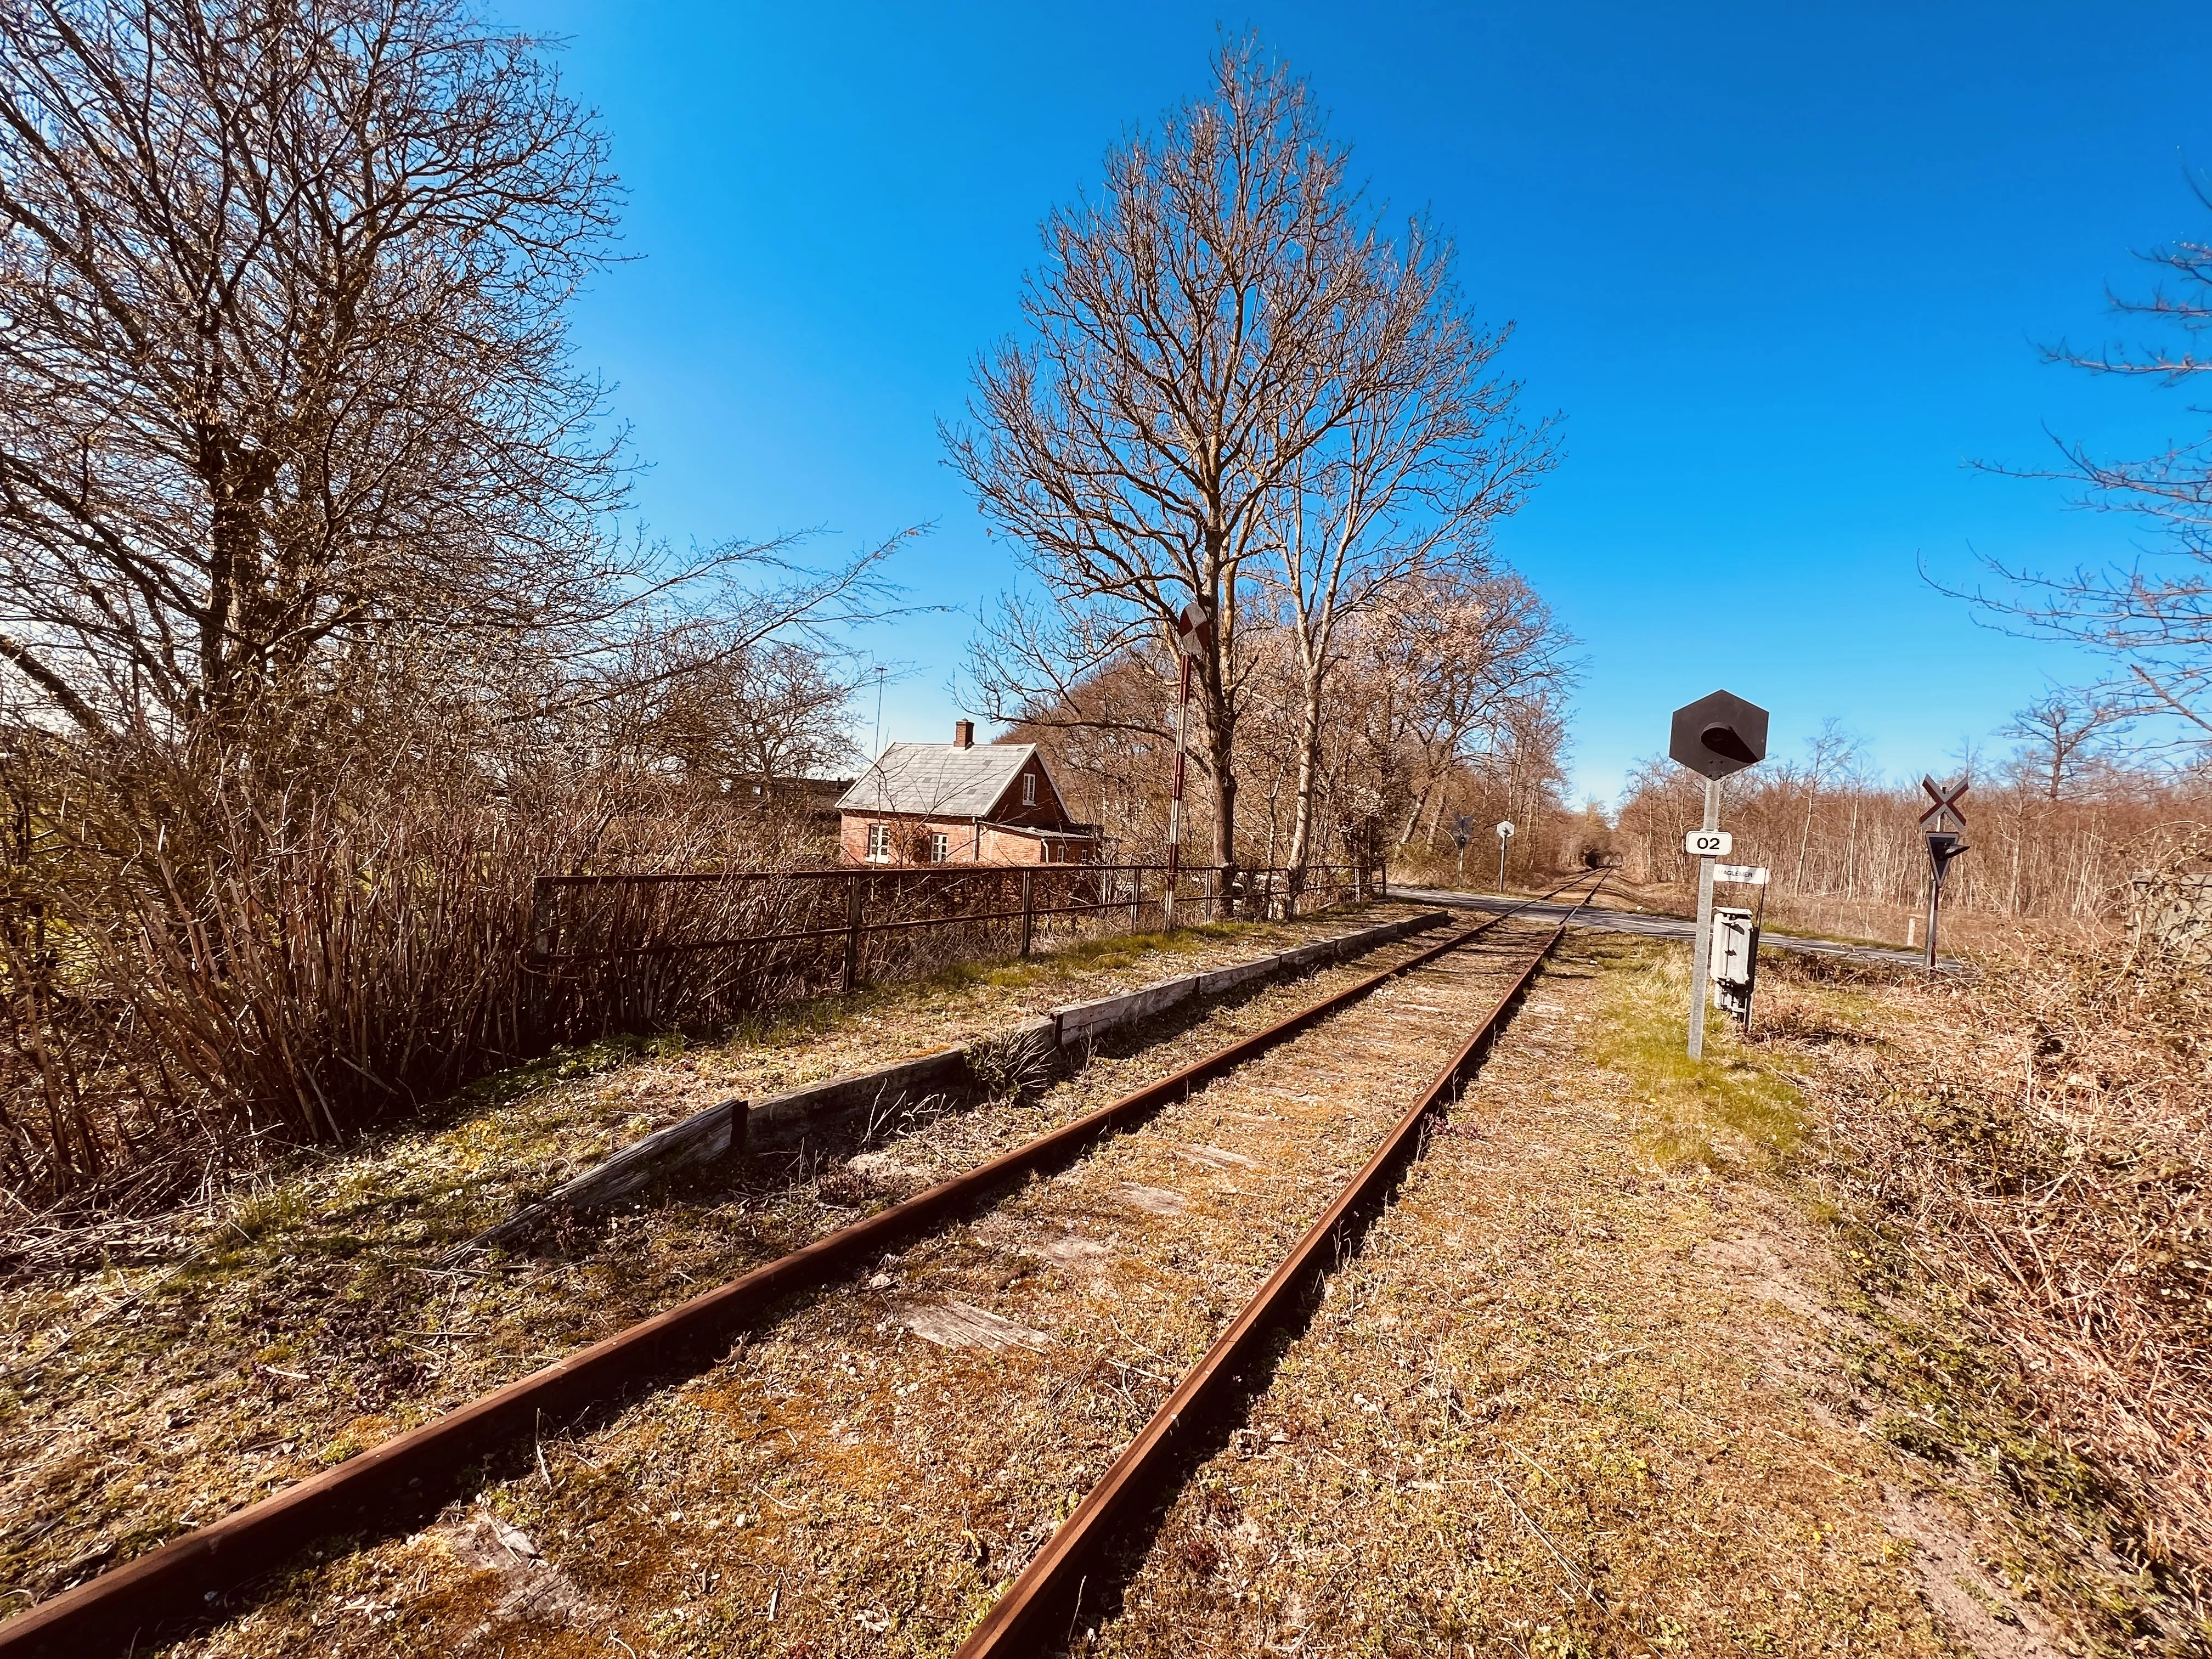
0,902,1430,1624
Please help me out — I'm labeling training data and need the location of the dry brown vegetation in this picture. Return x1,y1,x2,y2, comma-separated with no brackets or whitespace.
1616,749,2210,933
1784,927,2212,1634
0,0,917,1220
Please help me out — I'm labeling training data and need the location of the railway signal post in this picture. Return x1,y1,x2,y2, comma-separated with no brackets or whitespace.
1918,775,1970,970
1495,819,1514,892
1162,598,1215,929
1450,813,1476,882
1669,689,1770,1060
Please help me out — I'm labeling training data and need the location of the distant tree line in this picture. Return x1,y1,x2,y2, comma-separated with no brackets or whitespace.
1616,718,2210,932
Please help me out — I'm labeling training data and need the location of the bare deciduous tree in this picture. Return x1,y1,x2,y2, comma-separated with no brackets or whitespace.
0,1,927,1201
0,0,622,741
1356,570,1575,848
1960,185,2212,755
1261,285,1555,879
2002,690,2124,801
1787,718,1865,893
949,40,1474,885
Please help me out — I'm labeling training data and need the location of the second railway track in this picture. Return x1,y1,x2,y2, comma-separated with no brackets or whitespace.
4,874,1604,1657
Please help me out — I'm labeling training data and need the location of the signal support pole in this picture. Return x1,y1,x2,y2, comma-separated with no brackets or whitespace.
1918,775,1971,972
1668,689,1770,1064
1687,777,1722,1062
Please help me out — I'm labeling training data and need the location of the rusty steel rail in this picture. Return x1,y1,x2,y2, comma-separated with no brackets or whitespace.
952,874,1609,1657
0,872,1601,1658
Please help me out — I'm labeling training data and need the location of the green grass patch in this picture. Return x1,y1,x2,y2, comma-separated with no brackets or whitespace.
1588,944,1807,1175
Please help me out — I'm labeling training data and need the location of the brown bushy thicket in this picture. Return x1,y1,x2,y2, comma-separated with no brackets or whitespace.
1617,754,2211,924
0,733,834,1211
1812,892,2212,1603
0,0,903,1216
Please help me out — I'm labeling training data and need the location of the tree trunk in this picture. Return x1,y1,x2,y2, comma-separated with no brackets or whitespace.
1794,789,1816,894
1200,664,1239,893
1285,667,1326,877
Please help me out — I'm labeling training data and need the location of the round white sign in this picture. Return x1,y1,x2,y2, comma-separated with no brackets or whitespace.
1495,820,1515,839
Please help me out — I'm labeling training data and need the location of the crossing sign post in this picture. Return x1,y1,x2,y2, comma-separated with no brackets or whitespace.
1449,814,1476,882
1669,690,1769,1060
1917,776,1970,970
1494,819,1514,893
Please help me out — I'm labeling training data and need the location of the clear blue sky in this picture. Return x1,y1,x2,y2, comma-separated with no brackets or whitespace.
502,1,2212,802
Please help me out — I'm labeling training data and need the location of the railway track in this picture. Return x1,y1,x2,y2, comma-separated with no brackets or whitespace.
1,871,1605,1657
954,873,1606,1656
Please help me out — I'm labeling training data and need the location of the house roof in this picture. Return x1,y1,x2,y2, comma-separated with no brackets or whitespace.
835,742,1043,819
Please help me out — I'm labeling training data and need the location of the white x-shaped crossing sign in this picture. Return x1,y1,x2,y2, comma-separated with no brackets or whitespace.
1919,775,1970,831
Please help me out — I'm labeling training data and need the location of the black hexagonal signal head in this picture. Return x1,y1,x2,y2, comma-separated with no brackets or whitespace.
1669,689,1770,780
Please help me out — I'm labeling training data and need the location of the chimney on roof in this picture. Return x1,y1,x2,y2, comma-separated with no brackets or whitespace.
953,719,975,749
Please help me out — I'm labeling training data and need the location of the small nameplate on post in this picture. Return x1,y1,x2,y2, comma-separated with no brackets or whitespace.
1714,863,1768,885
1684,830,1734,857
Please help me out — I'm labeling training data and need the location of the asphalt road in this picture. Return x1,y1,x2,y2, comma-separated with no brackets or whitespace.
1391,885,1957,971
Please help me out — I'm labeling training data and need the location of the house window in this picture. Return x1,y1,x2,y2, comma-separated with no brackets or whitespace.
866,823,890,861
1022,773,1037,806
929,832,950,864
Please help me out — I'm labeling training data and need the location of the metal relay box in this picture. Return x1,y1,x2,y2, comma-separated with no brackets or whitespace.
1709,904,1759,1020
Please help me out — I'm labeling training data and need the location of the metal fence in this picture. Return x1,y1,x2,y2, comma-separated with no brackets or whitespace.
524,860,1385,1041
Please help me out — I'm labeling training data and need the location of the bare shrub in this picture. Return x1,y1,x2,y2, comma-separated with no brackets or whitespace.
0,735,826,1212
1809,887,2212,1595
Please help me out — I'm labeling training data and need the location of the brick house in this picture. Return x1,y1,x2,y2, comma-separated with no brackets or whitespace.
835,722,1101,865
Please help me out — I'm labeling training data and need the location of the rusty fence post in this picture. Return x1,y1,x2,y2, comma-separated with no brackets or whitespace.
1128,867,1142,932
1019,868,1035,958
842,873,863,995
